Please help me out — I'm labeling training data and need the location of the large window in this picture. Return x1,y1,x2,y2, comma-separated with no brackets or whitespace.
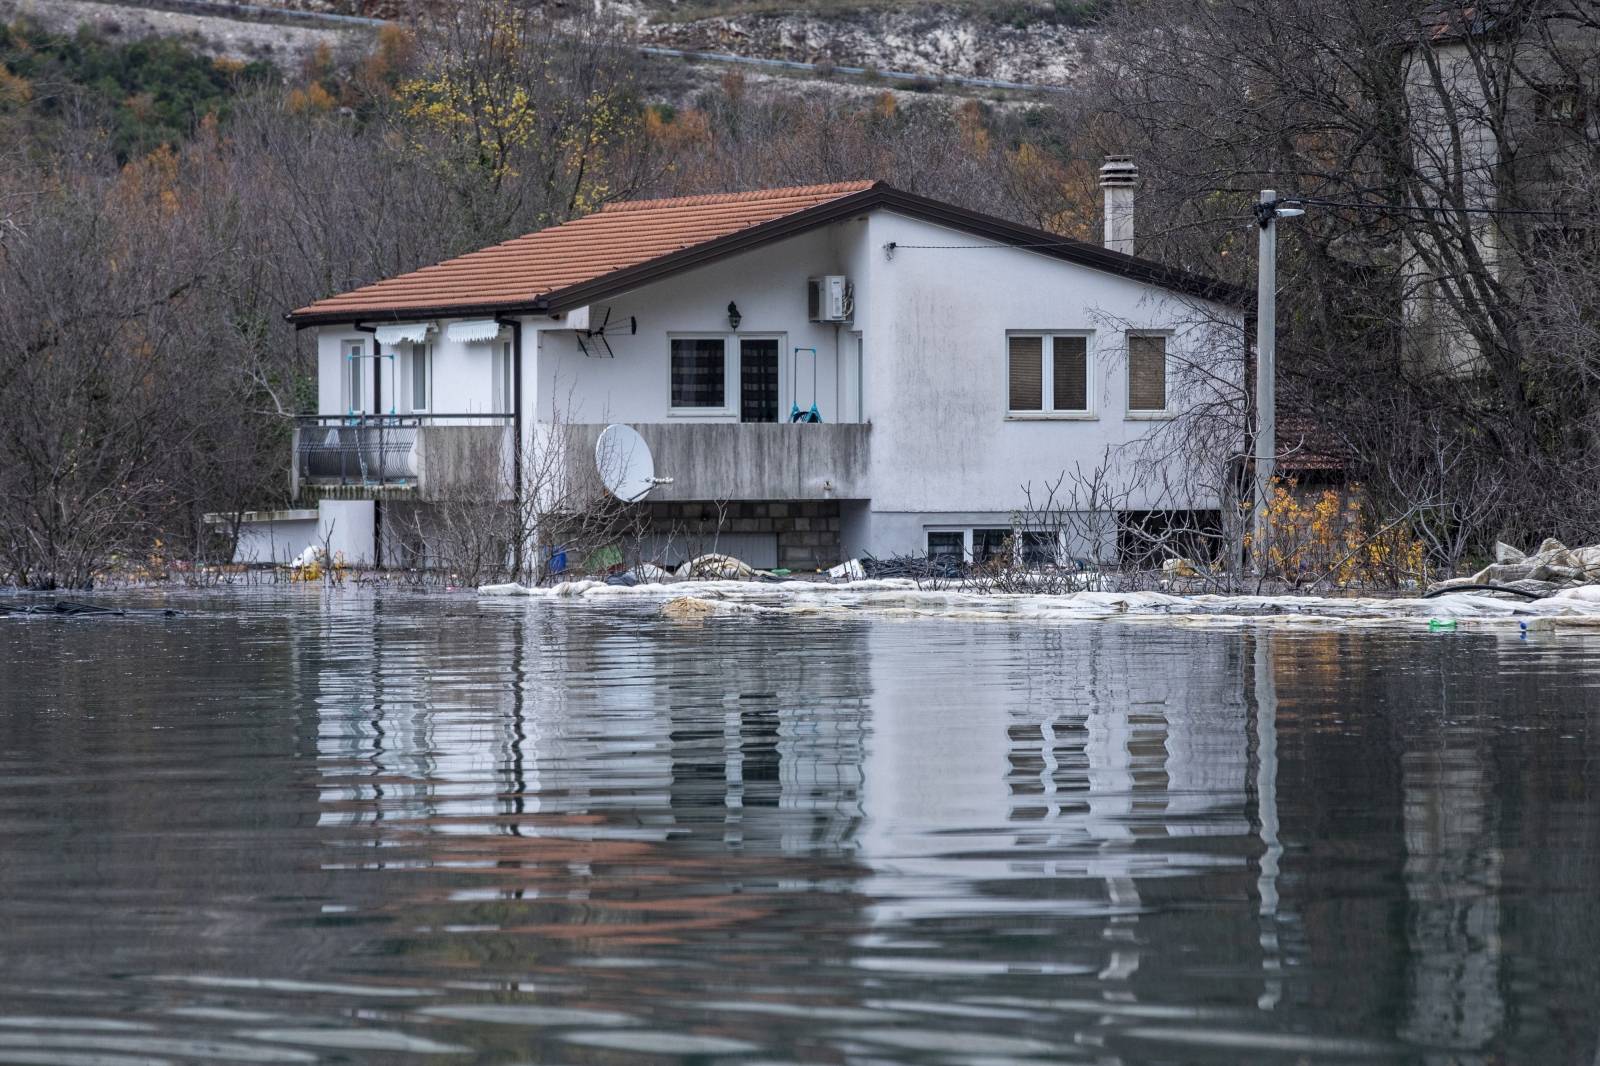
410,342,431,413
671,337,727,410
1127,334,1168,413
1007,333,1090,414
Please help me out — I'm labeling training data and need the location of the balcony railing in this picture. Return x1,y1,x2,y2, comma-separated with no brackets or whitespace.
294,413,512,498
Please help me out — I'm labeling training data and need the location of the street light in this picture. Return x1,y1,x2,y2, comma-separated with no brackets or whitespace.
1252,190,1302,575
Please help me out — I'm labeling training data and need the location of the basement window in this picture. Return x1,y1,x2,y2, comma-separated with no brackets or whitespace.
671,337,728,411
1007,333,1091,416
973,528,1012,564
1019,530,1061,566
926,530,965,565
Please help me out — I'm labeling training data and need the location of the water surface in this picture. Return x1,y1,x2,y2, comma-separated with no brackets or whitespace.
2,590,1599,1064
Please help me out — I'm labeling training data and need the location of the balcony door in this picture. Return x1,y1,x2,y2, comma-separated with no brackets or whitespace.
343,340,368,416
739,338,780,424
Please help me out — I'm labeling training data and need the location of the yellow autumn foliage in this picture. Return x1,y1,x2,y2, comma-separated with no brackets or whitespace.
1244,479,1428,587
287,82,337,114
0,63,32,109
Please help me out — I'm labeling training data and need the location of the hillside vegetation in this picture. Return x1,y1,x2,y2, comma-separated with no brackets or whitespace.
0,20,275,160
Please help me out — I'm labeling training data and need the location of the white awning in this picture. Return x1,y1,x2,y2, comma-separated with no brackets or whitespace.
373,322,432,346
447,318,504,343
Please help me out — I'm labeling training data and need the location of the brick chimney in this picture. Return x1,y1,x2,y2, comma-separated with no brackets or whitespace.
1099,155,1138,256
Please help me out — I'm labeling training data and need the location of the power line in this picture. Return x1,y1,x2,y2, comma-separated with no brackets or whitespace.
886,240,1094,252
1280,196,1577,219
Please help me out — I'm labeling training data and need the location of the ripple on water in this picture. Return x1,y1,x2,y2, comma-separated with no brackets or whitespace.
0,1033,316,1064
562,1030,762,1054
418,1003,638,1027
234,1028,469,1055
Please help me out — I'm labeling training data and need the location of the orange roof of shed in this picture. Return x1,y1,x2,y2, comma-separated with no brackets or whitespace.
291,181,877,322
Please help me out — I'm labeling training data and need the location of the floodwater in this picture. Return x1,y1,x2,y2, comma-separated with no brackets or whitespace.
2,591,1599,1065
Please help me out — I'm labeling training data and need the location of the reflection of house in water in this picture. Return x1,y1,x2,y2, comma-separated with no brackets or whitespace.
857,623,1265,994
305,608,875,963
1272,631,1512,1062
313,610,870,847
1399,737,1504,1056
299,604,1600,1060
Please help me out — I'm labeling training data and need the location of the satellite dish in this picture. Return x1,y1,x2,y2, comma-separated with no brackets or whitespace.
596,424,672,502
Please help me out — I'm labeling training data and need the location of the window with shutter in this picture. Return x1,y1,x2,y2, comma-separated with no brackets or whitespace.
1128,334,1167,412
1052,336,1088,412
1008,335,1043,411
1006,332,1092,415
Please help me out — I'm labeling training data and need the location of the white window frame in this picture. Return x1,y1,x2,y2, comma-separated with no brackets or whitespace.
1125,330,1176,420
342,338,366,415
925,526,1067,566
667,333,735,418
408,341,432,414
847,331,865,424
1004,330,1096,420
492,340,514,415
925,528,969,563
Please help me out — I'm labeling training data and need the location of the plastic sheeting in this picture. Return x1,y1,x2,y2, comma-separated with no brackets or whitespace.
480,578,1600,630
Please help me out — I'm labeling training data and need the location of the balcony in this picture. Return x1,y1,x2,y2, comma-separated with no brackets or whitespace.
293,414,512,502
567,422,870,502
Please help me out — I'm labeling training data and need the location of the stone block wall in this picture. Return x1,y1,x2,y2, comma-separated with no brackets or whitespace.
640,500,842,571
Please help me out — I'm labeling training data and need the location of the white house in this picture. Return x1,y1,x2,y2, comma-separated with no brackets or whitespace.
284,167,1248,572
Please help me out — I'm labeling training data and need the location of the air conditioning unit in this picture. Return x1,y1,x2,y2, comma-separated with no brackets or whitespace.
808,275,853,322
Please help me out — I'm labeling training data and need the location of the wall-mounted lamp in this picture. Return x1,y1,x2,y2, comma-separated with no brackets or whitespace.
727,301,742,330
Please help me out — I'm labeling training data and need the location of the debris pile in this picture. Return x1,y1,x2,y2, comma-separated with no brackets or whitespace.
1429,539,1600,598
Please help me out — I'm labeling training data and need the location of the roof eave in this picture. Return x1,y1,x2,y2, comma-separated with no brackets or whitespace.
285,298,552,329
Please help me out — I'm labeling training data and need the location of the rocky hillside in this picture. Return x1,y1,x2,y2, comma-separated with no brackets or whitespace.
633,2,1096,87
5,0,1097,91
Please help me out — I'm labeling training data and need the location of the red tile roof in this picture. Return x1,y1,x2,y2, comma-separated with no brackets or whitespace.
1276,415,1348,473
290,181,878,322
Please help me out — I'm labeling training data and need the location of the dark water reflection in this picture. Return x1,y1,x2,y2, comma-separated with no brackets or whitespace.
3,591,1600,1064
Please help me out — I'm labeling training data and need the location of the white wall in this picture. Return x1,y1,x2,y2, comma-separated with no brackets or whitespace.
233,513,318,565
853,211,1244,555
316,325,514,418
532,224,867,427
317,500,375,566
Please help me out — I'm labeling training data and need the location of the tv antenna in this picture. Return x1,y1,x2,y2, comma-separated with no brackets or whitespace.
576,306,636,359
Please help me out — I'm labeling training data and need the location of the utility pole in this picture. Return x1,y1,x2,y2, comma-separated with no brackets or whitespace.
1253,190,1281,575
